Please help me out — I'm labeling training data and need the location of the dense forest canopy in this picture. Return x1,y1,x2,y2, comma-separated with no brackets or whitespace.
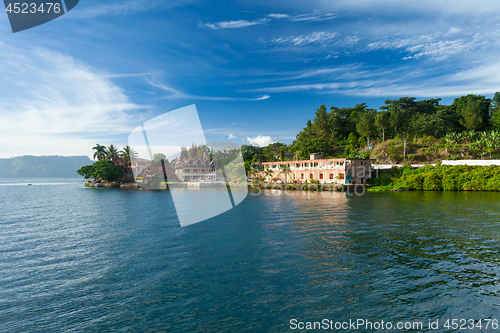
288,93,500,160
242,93,500,165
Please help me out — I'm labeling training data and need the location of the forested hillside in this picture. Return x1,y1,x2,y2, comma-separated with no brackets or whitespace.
242,93,500,164
291,94,500,160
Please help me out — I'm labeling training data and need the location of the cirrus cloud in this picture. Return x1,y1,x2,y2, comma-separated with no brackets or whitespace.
0,43,144,158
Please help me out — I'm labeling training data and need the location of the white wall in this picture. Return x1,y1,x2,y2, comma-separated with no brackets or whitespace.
442,160,500,166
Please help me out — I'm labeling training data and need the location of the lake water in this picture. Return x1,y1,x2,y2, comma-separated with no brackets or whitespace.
2,178,500,332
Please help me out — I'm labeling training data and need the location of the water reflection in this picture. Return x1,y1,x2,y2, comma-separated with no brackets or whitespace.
4,184,500,332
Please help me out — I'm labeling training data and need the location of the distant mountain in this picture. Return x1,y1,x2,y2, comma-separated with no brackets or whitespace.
0,155,93,178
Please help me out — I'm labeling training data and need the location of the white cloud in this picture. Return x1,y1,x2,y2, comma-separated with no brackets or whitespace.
0,43,143,158
73,0,183,18
228,133,237,139
205,19,267,30
250,59,500,98
288,12,336,22
272,32,337,46
365,32,487,61
320,0,500,16
402,39,477,60
267,13,290,19
247,135,274,147
149,79,271,101
219,20,259,29
205,12,336,30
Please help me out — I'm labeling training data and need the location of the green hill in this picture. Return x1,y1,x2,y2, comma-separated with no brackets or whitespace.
0,155,93,178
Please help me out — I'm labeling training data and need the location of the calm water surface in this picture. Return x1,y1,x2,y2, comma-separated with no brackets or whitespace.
2,178,500,332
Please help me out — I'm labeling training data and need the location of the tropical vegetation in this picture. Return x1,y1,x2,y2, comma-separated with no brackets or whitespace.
368,164,500,191
79,144,139,182
240,93,500,166
77,159,124,182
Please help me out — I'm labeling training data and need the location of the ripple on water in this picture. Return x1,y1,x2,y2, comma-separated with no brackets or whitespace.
2,184,500,331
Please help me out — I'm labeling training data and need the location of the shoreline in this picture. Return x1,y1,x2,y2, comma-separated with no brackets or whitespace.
84,181,249,190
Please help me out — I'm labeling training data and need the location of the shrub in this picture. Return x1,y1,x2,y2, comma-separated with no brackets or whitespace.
367,185,394,192
77,160,124,182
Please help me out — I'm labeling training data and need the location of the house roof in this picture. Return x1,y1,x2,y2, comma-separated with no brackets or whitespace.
134,158,152,163
138,164,176,178
262,158,374,165
175,157,213,169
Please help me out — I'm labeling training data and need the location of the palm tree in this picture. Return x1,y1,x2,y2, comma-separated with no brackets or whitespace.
106,145,120,163
92,144,107,161
120,145,137,166
280,163,290,183
265,166,273,182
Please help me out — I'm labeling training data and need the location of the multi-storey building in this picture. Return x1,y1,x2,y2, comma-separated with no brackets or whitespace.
131,157,217,182
260,153,373,184
174,158,217,182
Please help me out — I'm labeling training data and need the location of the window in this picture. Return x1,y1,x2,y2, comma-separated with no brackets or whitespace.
319,174,323,179
339,173,344,179
329,173,334,179
301,173,304,179
310,174,313,179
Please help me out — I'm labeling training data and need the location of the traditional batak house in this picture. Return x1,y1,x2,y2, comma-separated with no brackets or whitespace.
174,157,217,182
131,158,152,176
136,163,179,185
261,153,373,184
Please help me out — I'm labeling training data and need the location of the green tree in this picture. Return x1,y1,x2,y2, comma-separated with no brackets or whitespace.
330,106,355,140
453,94,491,130
92,144,107,161
76,165,94,179
280,163,290,183
180,146,188,161
347,132,358,147
344,133,358,158
389,109,404,136
262,142,286,161
410,113,446,137
490,92,500,130
106,144,119,162
265,166,273,182
241,145,264,161
77,160,123,181
375,111,391,142
312,105,333,155
293,118,316,160
120,145,137,166
381,97,423,117
435,105,461,134
186,143,210,160
356,111,376,148
152,153,167,166
381,97,441,137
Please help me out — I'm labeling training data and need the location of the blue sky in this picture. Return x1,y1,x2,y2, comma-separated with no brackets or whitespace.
1,0,500,157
